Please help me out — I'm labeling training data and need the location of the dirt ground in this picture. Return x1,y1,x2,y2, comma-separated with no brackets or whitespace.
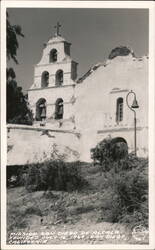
7,186,148,245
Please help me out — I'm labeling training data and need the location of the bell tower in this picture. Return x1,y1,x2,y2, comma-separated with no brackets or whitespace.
28,23,78,125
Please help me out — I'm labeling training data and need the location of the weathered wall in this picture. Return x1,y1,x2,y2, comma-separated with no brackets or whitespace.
26,38,148,163
75,55,148,131
28,85,75,120
7,124,148,166
28,35,77,121
7,125,81,166
73,54,148,160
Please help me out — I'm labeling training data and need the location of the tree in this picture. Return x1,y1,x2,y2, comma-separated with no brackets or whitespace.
7,13,33,125
7,12,24,64
7,68,33,124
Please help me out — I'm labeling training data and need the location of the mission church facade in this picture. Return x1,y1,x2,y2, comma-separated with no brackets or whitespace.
28,23,148,160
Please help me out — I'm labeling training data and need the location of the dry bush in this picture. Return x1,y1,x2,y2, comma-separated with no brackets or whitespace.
91,138,148,227
21,160,88,192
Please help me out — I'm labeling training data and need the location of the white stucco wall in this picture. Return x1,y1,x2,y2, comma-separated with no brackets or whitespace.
75,55,148,131
28,85,75,120
38,36,70,65
28,35,77,121
73,54,148,159
7,125,81,165
26,35,148,162
33,62,75,88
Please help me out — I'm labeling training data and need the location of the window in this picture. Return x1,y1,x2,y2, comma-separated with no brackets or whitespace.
41,71,49,87
56,70,63,86
55,98,63,119
116,97,123,122
50,49,57,62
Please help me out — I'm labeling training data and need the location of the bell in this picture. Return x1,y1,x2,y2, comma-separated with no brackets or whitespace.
41,108,46,118
131,97,139,109
39,104,45,108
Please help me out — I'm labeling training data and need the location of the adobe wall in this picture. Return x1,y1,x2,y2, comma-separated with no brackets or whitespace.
7,125,81,166
7,123,148,166
78,127,148,162
75,55,148,132
13,53,149,164
73,55,148,161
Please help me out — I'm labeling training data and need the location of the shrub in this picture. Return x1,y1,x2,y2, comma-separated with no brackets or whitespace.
108,46,135,60
7,165,24,187
21,160,87,192
91,137,128,172
92,138,148,227
99,156,148,227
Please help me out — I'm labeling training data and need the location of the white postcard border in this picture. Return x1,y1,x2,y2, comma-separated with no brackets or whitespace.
1,1,155,249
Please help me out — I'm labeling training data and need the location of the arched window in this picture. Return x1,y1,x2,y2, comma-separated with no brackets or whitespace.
116,97,123,122
55,98,63,119
36,98,46,121
56,70,63,86
50,49,57,62
41,71,49,88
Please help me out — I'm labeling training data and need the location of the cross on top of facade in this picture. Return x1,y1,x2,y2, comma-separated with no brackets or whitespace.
54,22,61,36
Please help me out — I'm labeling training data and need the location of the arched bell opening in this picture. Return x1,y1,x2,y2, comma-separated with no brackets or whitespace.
50,49,57,63
41,71,49,88
55,70,63,86
55,98,64,120
36,98,46,121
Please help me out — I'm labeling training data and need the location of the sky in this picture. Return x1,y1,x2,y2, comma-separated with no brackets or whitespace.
7,8,148,93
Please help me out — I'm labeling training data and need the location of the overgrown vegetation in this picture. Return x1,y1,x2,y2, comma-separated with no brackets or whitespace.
91,137,148,227
91,137,128,171
108,46,135,60
7,160,88,192
7,137,148,242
